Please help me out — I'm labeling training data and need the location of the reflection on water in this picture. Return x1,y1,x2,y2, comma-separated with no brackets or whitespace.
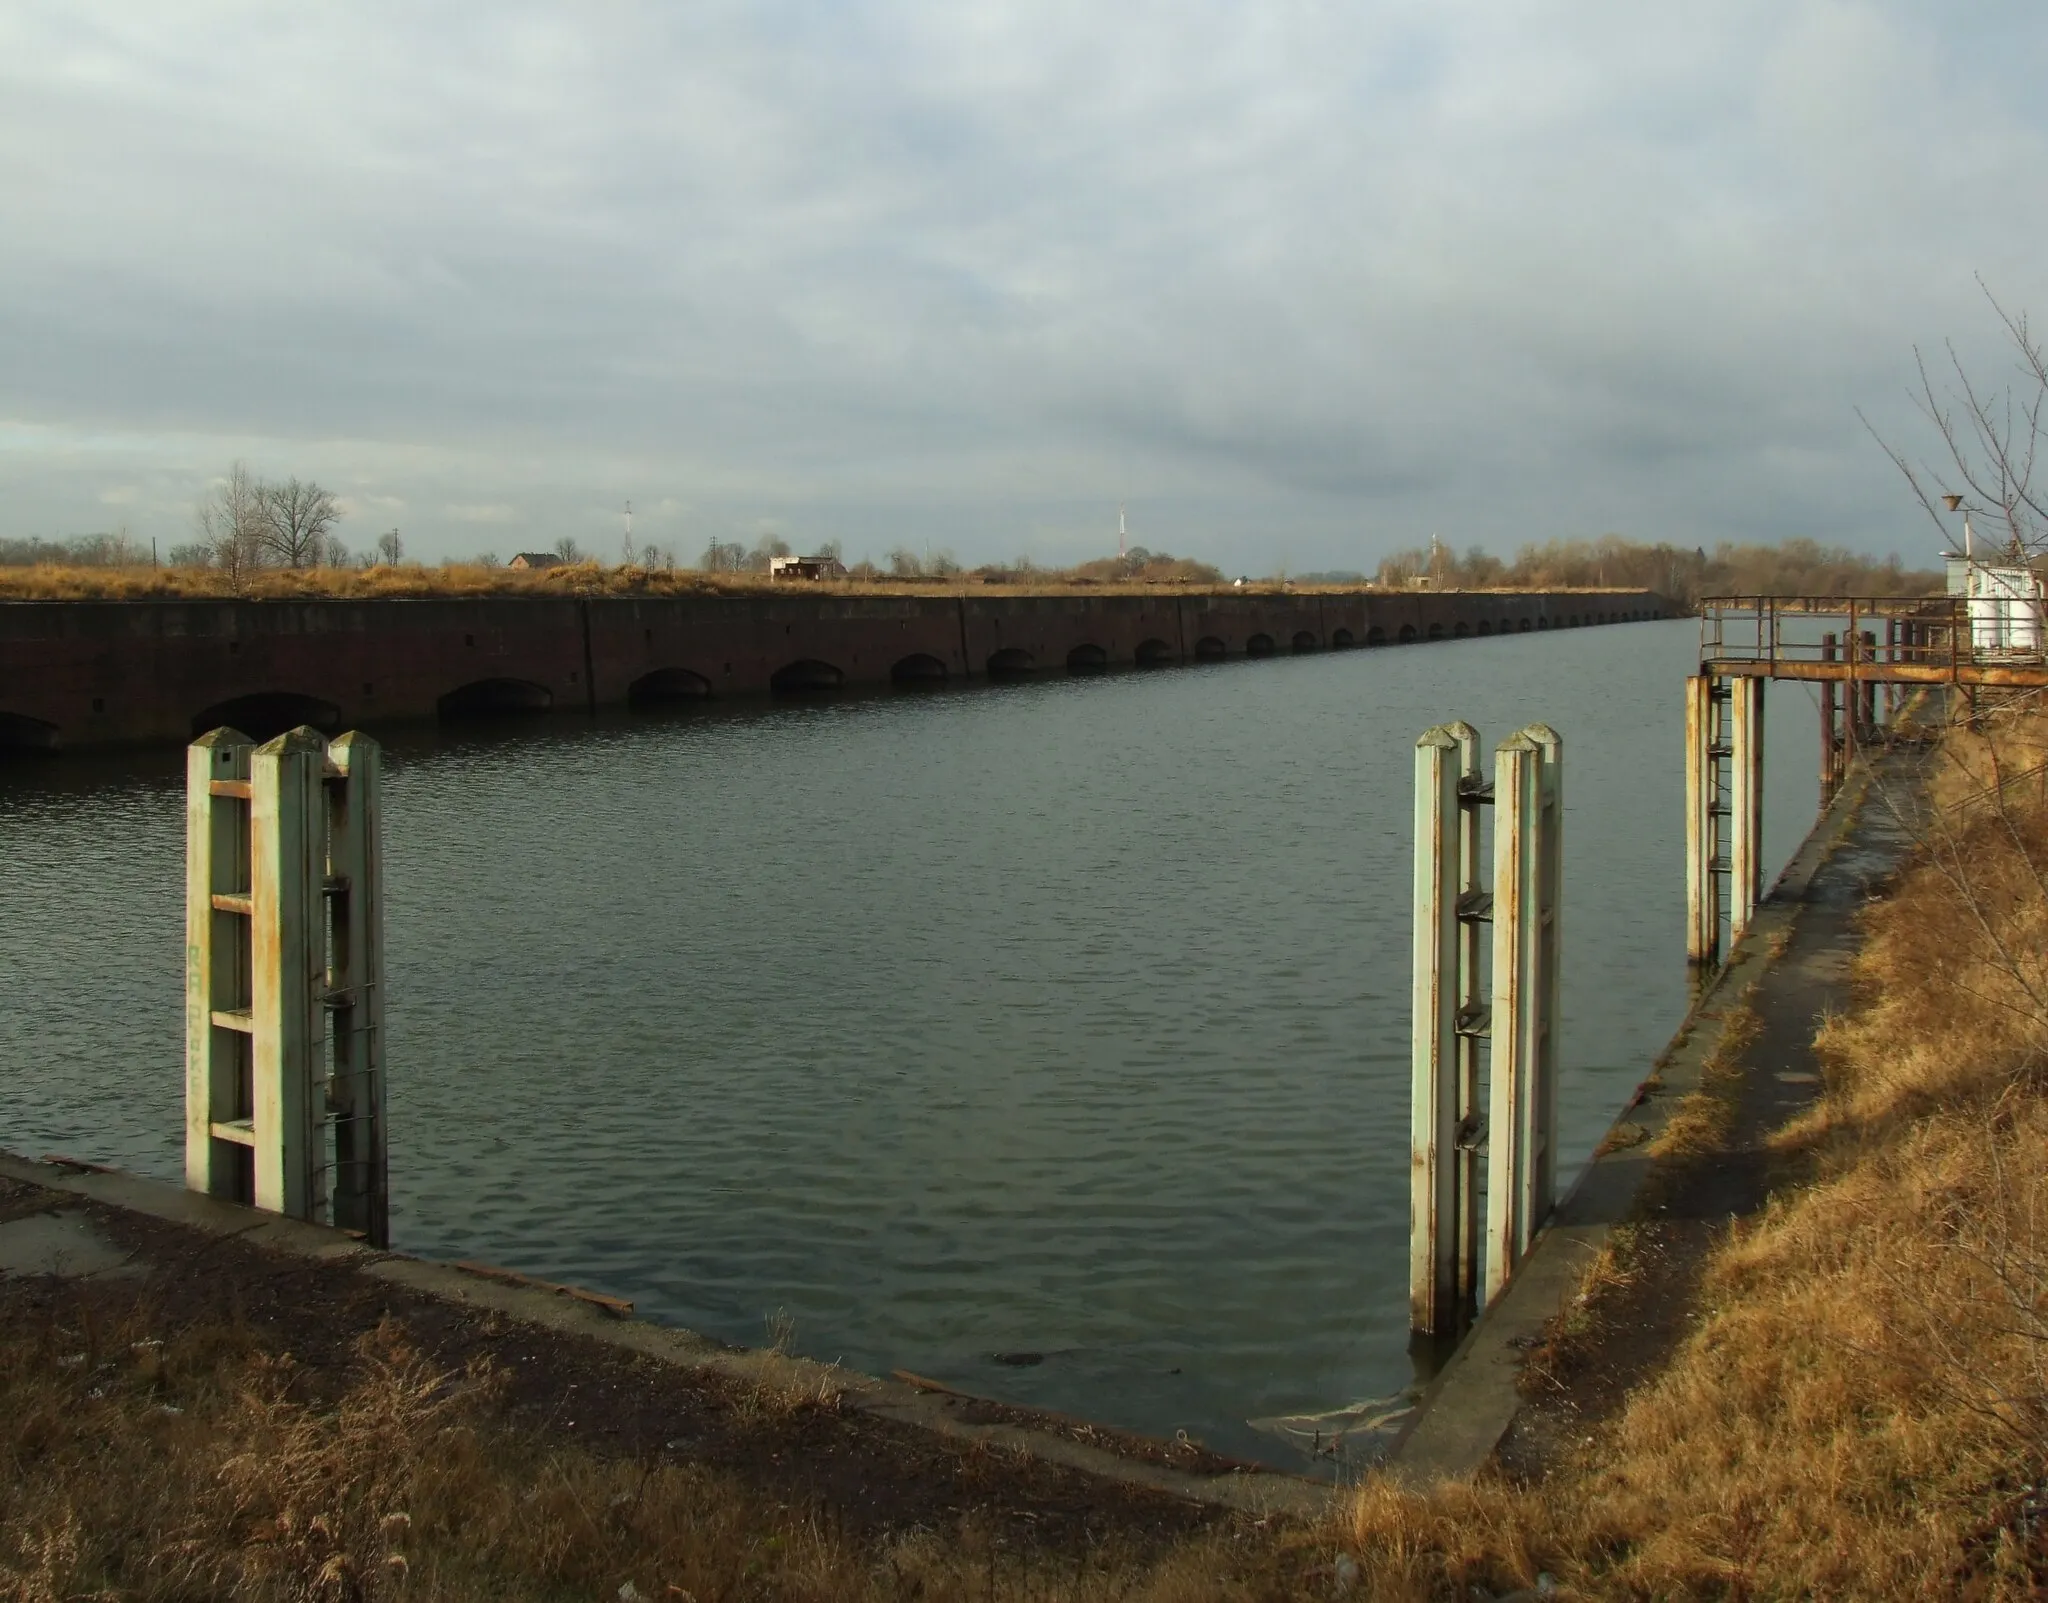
0,621,1819,1464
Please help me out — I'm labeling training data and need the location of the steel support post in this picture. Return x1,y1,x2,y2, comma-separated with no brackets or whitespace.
1819,635,1840,809
1859,631,1879,742
1884,619,1899,723
1684,674,1718,965
326,732,389,1247
249,728,329,1223
185,727,256,1202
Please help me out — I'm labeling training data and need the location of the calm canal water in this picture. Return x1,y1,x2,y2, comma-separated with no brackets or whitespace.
0,620,1818,1464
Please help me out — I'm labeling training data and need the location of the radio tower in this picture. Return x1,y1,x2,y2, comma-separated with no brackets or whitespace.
1118,502,1127,561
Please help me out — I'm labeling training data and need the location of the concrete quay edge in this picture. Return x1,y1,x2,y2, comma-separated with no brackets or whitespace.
0,1150,1336,1520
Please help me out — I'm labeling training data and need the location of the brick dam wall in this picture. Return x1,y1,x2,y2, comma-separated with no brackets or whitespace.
0,588,1674,751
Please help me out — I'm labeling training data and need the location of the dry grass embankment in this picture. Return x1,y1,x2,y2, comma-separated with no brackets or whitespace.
0,1292,1331,1603
0,561,1660,605
1338,702,2048,1599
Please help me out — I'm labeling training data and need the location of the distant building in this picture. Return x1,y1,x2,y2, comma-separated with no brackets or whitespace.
769,554,848,581
509,552,564,571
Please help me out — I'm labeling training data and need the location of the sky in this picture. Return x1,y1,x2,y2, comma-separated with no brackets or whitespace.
4,2,2047,573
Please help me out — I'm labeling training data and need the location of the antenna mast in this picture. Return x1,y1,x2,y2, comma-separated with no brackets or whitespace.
622,501,634,565
1118,502,1127,561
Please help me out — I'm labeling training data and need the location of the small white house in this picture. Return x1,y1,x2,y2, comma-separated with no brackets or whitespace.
768,554,848,580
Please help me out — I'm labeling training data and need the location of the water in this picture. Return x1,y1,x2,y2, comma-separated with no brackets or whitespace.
0,620,1819,1464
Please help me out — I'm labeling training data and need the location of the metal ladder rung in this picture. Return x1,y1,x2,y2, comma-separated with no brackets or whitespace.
210,892,253,916
209,1119,257,1147
210,1008,254,1034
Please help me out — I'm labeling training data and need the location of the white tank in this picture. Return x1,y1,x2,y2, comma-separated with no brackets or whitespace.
1967,563,2044,655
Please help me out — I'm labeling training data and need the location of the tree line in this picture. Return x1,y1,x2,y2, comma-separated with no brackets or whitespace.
1374,535,1942,605
176,463,352,582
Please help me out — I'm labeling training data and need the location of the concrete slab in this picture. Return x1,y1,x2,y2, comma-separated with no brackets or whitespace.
0,1208,138,1279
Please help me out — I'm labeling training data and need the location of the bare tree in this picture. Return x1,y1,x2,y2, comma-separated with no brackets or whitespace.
552,535,581,563
196,462,269,588
1862,280,2048,563
376,528,404,565
260,477,342,568
742,533,792,573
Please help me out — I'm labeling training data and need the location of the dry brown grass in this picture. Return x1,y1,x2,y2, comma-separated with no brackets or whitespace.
0,1301,1337,1603
0,561,1662,604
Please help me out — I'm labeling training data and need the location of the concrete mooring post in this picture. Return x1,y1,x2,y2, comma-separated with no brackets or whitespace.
1727,677,1765,944
185,727,257,1205
1485,727,1562,1301
325,732,389,1244
1685,674,1765,969
1409,722,1488,1337
1684,674,1720,966
1410,721,1562,1334
185,724,388,1245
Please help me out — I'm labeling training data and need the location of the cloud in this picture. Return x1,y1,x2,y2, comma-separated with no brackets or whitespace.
2,1,2046,567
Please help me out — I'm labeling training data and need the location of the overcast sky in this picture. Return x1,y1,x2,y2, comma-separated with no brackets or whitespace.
3,2,2045,572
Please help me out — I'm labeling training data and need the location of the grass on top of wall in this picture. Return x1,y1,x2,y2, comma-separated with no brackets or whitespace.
0,562,1663,604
